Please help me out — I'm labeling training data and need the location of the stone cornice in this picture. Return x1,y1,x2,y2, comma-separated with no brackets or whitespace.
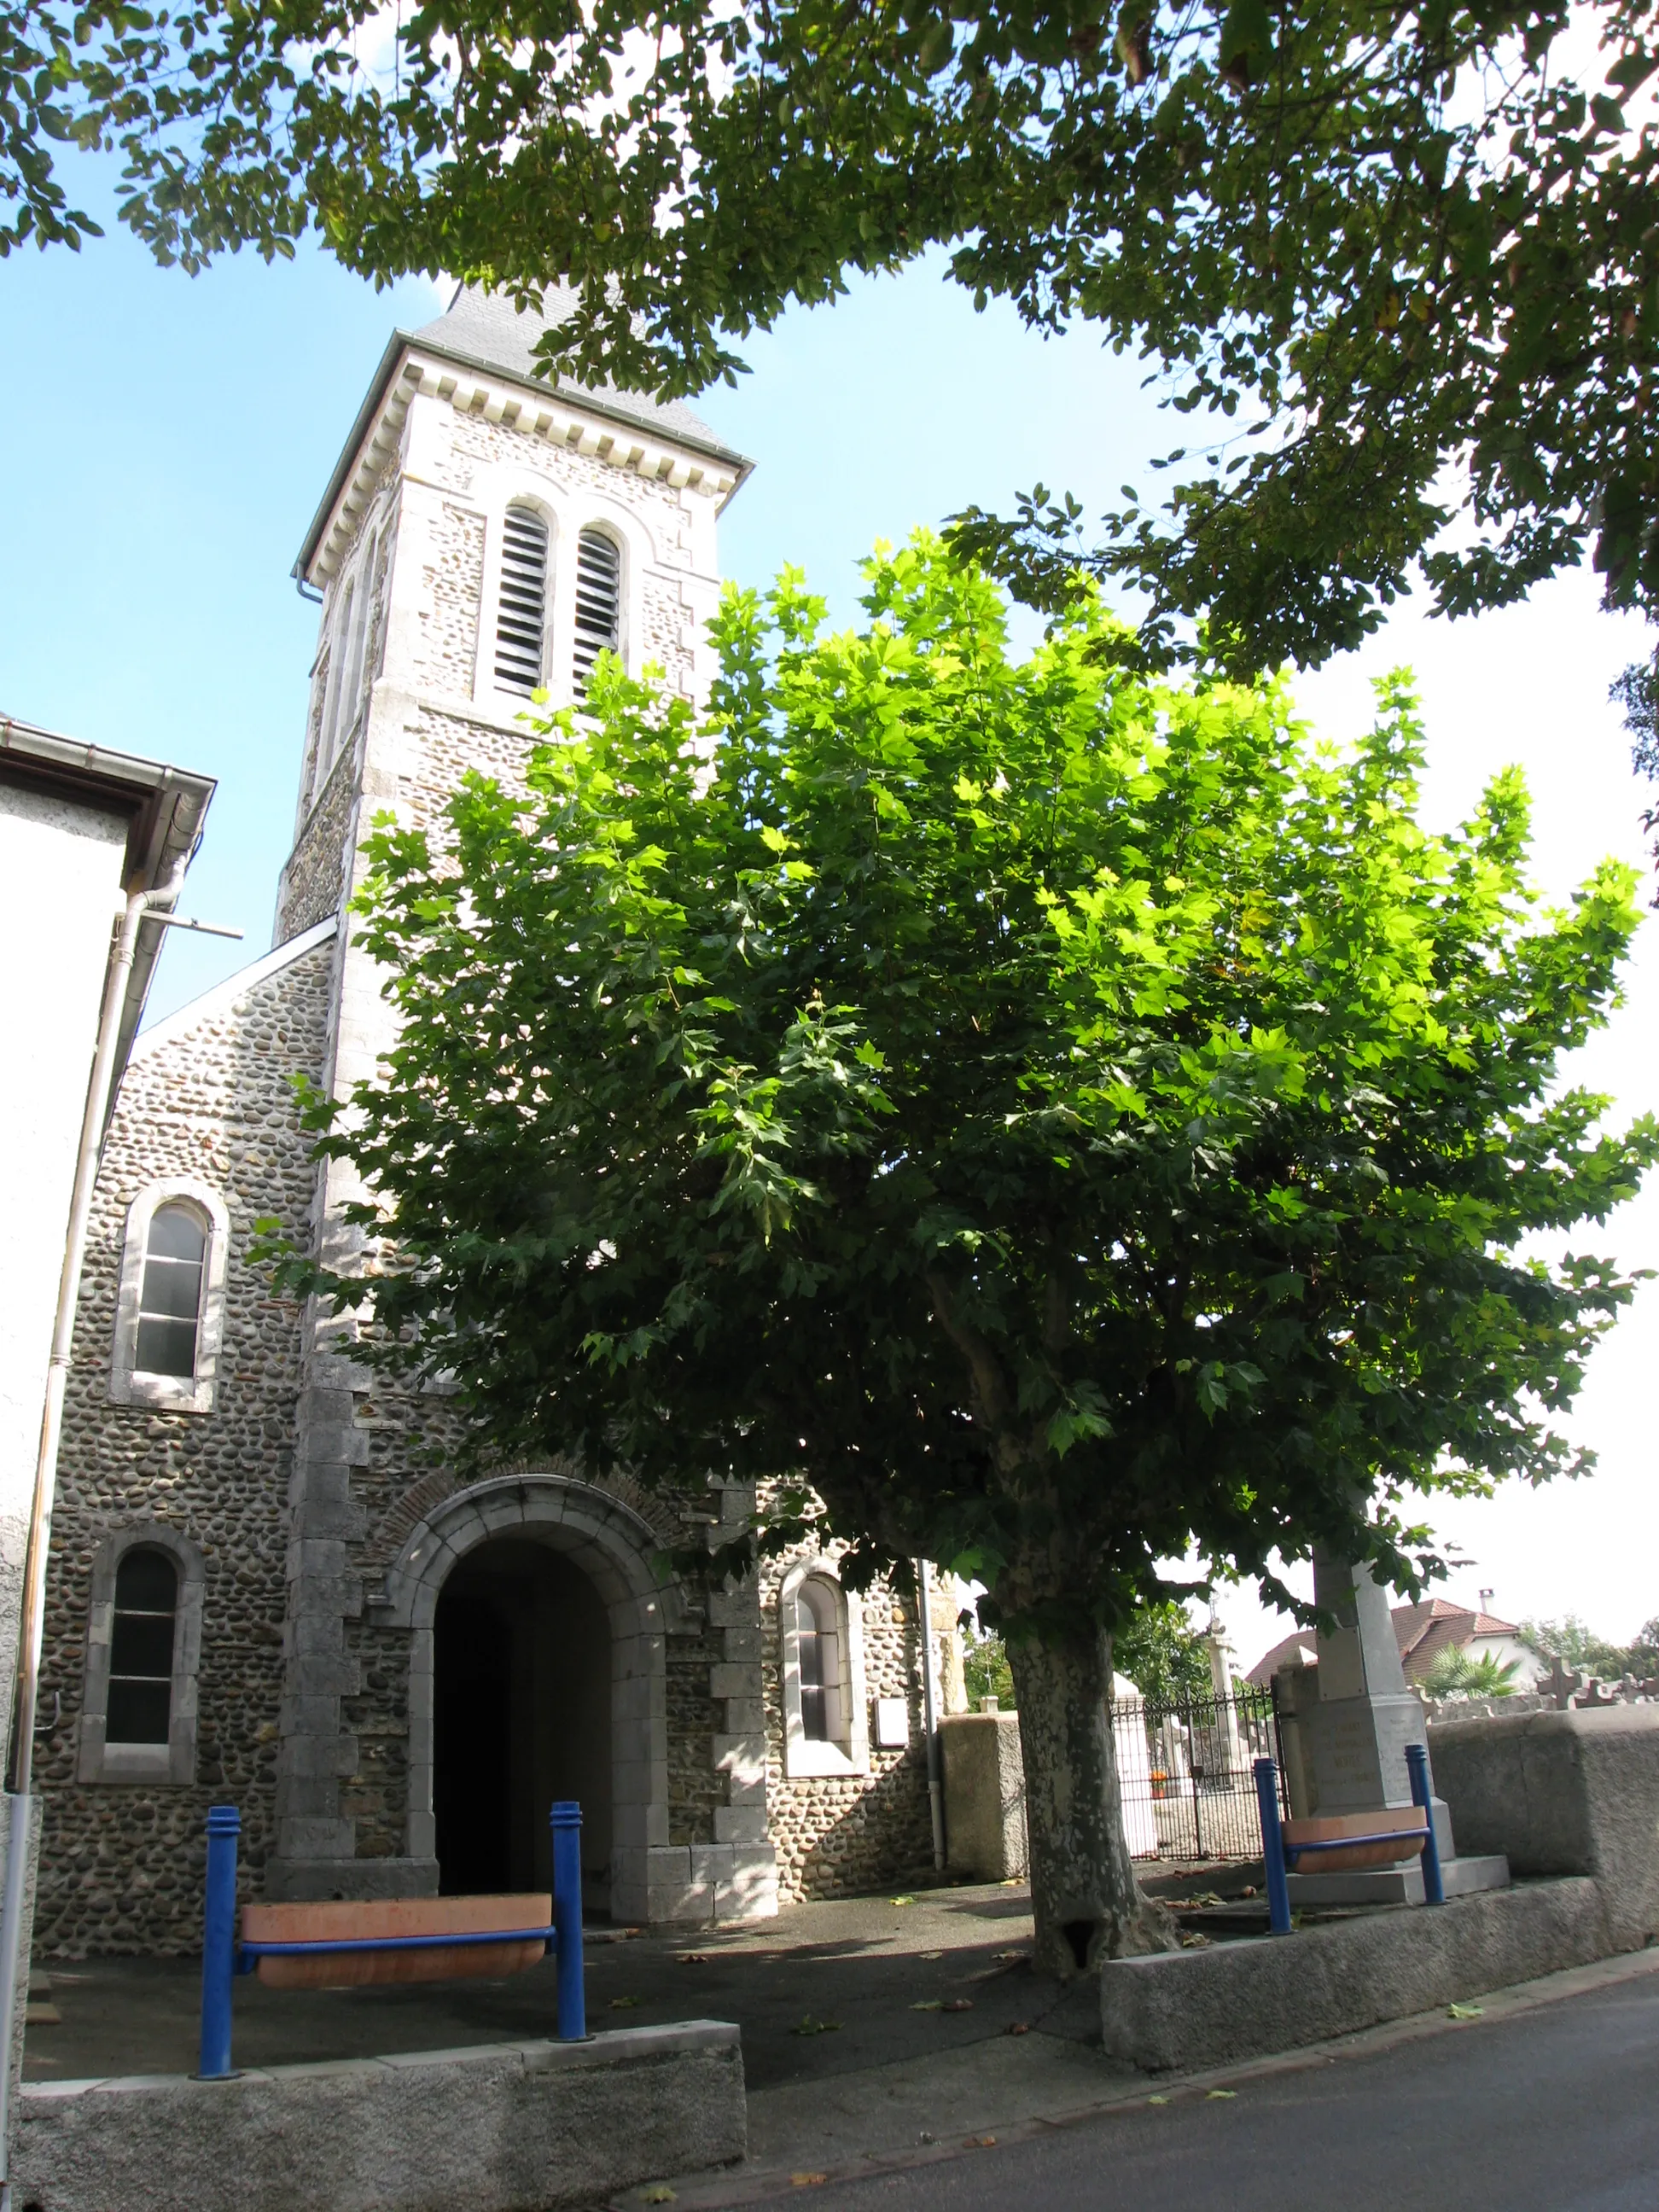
300,341,747,591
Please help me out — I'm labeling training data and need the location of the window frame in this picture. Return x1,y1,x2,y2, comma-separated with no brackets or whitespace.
469,468,651,719
108,1179,230,1414
77,1525,205,1785
778,1558,870,1779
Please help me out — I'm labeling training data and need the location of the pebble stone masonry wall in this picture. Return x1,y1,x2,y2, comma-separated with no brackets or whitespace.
760,1547,935,1905
33,937,336,1953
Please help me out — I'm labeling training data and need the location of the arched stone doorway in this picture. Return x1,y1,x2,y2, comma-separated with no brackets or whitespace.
434,1540,612,1896
381,1472,680,1922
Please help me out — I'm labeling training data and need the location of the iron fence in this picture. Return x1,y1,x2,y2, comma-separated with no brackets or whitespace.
1112,1683,1287,1863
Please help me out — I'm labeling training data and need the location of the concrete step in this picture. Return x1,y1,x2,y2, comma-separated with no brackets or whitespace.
1287,1854,1511,1907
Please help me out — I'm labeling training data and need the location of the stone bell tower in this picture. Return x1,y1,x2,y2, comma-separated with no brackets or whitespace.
264,288,771,1918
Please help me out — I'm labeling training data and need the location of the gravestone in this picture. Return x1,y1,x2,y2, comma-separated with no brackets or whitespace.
1203,1610,1249,1783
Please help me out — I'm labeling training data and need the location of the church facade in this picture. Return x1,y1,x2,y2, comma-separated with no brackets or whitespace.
31,290,952,1955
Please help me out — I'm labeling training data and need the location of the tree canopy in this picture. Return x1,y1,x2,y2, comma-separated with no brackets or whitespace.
16,0,1659,676
1520,1610,1659,1677
272,534,1653,1960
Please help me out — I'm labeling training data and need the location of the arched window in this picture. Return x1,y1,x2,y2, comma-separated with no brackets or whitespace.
795,1578,842,1744
133,1202,207,1379
78,1527,206,1784
494,504,550,696
110,1179,230,1413
572,527,622,697
779,1560,869,1777
105,1547,179,1745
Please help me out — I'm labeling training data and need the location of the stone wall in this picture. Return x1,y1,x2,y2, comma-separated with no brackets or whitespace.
15,2019,747,2212
760,1547,934,1904
32,937,335,1954
275,740,358,941
1429,1703,1659,1953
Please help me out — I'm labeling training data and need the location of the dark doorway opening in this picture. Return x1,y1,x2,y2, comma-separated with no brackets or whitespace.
433,1539,613,1905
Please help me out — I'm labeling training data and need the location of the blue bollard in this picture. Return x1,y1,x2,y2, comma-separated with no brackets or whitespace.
198,1804,242,2080
1254,1758,1293,1936
550,1800,587,2040
1406,1743,1445,1906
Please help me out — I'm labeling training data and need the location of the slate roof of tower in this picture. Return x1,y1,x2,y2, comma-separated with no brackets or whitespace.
411,284,743,465
294,283,750,581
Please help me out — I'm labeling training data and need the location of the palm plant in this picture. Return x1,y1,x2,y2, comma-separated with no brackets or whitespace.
1424,1647,1521,1703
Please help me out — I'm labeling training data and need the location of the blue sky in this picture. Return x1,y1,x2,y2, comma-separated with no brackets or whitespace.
5,162,1655,1653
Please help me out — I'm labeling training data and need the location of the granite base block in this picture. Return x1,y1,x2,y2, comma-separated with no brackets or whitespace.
13,2020,745,2212
1286,1852,1510,1908
1100,1877,1605,2071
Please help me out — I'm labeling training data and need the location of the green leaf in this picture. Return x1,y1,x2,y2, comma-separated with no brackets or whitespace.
1218,0,1272,72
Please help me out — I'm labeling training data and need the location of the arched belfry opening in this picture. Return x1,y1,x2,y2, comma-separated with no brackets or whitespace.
387,1472,678,1925
433,1540,611,1897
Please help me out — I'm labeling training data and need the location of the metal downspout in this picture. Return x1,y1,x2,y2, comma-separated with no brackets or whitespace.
917,1559,946,1872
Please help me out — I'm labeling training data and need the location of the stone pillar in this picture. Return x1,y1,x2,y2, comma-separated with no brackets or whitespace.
269,1370,364,1886
1272,1660,1318,1819
267,626,430,1901
1204,1610,1247,1783
940,1708,1027,1880
1301,1549,1432,1813
687,1484,777,1924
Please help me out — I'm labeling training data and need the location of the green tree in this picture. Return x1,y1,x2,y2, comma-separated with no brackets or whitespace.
275,536,1653,1974
26,0,1659,680
1423,1646,1522,1700
963,1598,1212,1709
1609,666,1659,901
1519,1613,1632,1678
961,1625,1017,1710
1113,1604,1214,1709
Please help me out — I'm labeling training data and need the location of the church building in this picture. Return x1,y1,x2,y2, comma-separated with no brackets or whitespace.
31,288,954,1954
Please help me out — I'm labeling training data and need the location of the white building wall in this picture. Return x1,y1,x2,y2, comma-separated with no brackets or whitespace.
1467,1632,1548,1687
0,783,126,1716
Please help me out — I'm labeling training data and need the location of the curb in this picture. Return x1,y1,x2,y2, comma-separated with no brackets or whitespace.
608,1941,1659,2209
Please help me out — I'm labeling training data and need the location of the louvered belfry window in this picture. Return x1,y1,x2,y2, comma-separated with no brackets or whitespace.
572,528,622,698
493,504,550,696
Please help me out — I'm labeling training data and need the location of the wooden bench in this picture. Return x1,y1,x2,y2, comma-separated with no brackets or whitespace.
1280,1806,1429,1875
196,1801,587,2077
1254,1745,1444,1931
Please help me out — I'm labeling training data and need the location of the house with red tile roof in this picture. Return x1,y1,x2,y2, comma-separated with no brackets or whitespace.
1247,1596,1545,1691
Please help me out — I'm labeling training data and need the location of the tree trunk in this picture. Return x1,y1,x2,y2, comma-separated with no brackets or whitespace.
1007,1629,1177,1976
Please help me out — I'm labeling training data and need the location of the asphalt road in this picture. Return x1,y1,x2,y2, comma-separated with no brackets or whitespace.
787,1966,1659,2212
